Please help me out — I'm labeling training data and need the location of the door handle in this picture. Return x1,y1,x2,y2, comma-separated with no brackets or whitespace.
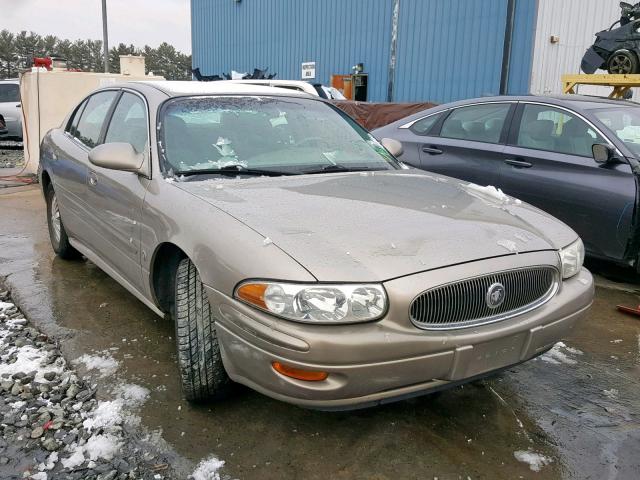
88,172,98,186
504,159,532,168
422,146,443,155
15,104,21,108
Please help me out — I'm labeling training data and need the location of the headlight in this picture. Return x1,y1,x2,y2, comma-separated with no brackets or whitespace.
234,281,387,324
559,238,585,279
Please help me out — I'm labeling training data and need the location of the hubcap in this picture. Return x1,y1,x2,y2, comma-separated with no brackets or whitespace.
50,194,61,244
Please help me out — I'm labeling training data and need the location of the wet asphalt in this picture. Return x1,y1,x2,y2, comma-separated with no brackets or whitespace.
1,185,639,479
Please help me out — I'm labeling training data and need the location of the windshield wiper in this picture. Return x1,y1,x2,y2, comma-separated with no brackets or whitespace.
301,164,381,175
175,164,294,177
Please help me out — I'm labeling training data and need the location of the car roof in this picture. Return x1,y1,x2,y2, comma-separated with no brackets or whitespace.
445,94,637,110
129,80,313,98
0,79,19,84
374,94,638,131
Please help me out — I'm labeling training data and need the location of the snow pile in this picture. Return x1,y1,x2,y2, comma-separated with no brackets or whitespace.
514,450,553,472
83,399,124,431
84,433,123,461
74,351,119,377
540,342,583,365
603,388,619,399
191,456,225,480
463,183,522,206
497,239,518,253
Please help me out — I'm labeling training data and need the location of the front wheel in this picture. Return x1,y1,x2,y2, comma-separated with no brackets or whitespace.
45,184,81,260
174,258,231,401
607,50,639,74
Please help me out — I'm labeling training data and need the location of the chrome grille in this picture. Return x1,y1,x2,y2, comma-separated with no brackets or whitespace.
409,267,558,330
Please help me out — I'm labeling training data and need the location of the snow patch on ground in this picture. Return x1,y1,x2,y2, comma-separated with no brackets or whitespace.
540,342,582,365
60,447,85,469
603,388,619,399
514,450,553,472
74,351,119,377
0,304,65,382
37,451,58,472
85,433,123,461
191,456,225,480
116,383,150,403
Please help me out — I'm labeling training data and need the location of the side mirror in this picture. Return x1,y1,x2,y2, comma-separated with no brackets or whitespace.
88,143,144,172
381,137,404,158
592,143,617,164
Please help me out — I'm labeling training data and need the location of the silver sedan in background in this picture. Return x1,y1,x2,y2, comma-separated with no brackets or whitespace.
38,82,593,409
0,79,22,140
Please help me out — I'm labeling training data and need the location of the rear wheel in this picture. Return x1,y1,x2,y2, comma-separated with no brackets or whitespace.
45,184,81,260
174,258,231,401
607,50,639,74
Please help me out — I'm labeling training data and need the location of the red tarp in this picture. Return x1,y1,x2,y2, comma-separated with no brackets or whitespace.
329,101,438,131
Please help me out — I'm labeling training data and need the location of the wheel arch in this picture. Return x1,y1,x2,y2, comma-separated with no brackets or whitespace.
150,242,189,315
41,169,52,193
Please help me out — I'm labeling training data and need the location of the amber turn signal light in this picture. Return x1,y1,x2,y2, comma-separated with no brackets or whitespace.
236,283,268,309
272,361,328,382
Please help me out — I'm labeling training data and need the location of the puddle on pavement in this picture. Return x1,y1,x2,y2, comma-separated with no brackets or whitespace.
2,188,639,479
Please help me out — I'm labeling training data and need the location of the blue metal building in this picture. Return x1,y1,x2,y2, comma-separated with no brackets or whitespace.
191,0,537,103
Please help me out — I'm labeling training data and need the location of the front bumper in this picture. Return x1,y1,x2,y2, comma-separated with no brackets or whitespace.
206,251,594,409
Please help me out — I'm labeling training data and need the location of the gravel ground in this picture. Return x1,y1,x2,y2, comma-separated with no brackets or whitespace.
0,144,25,168
0,288,223,480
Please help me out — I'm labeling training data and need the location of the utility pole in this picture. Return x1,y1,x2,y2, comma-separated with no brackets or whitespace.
101,0,109,72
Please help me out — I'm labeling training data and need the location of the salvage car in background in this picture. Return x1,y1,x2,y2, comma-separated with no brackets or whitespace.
39,82,593,409
373,95,640,271
223,79,346,99
581,1,640,74
0,79,22,140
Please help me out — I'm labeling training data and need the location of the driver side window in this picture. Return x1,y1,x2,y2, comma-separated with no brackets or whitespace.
104,92,149,154
74,91,118,148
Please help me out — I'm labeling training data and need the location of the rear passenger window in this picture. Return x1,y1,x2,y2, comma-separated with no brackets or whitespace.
516,104,604,157
75,91,118,148
410,112,442,135
440,104,510,143
104,92,149,154
0,83,19,102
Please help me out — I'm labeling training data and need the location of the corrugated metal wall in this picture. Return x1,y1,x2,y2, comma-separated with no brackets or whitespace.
507,0,537,95
191,0,537,103
530,0,620,95
393,0,527,102
191,0,393,101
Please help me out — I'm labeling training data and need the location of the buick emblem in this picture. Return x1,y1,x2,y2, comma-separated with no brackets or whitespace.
486,282,506,309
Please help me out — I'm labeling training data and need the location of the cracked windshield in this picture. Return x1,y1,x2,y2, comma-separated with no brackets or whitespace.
160,97,400,176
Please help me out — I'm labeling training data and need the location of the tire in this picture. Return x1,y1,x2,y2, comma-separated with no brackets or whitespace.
174,257,231,401
607,50,639,74
45,183,81,260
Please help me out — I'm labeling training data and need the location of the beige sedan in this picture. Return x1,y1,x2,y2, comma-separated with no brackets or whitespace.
39,81,593,409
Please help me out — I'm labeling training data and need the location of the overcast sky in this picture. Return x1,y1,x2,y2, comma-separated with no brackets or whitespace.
0,0,191,53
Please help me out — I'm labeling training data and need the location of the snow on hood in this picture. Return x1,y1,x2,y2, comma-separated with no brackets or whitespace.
177,171,576,282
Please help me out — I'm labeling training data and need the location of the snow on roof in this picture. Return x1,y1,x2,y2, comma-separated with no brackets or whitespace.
135,80,312,97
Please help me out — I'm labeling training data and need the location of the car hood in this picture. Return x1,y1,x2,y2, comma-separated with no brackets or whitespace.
176,170,576,282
